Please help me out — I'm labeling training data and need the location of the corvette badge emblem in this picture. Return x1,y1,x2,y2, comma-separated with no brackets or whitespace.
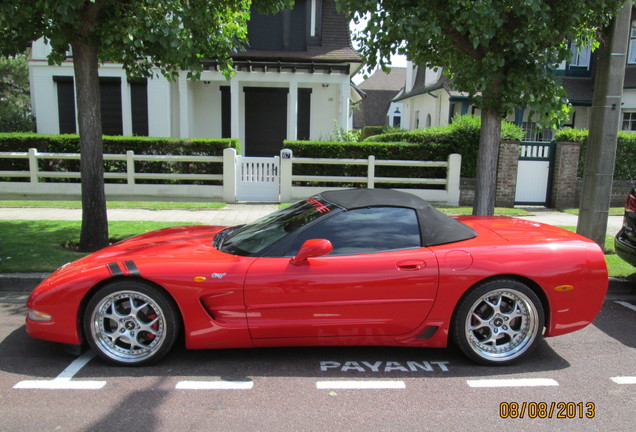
211,273,226,280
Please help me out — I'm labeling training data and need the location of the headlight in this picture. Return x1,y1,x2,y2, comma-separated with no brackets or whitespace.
27,309,52,322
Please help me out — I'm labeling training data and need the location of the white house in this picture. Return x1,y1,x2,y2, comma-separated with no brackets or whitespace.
28,0,362,156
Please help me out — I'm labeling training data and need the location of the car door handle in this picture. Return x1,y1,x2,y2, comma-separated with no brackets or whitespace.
397,260,425,271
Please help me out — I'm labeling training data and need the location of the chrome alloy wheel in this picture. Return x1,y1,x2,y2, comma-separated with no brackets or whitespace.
89,289,168,364
464,288,540,362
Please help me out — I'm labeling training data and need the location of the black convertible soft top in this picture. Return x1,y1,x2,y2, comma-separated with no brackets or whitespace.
319,189,477,247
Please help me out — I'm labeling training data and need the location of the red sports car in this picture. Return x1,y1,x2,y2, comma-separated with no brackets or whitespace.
26,189,608,366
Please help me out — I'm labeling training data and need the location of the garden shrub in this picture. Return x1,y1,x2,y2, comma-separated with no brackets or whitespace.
555,128,636,180
0,133,239,185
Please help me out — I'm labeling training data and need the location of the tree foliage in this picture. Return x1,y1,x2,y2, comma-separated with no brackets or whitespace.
0,54,35,132
0,0,292,250
337,0,624,214
340,0,622,125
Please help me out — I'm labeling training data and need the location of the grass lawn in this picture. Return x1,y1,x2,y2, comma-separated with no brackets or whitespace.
0,200,226,210
561,207,624,216
0,220,197,273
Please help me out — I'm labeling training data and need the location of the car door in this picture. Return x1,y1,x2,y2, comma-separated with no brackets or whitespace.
243,206,440,339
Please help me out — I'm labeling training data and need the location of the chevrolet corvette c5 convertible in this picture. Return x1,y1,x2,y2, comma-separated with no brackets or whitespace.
26,189,608,366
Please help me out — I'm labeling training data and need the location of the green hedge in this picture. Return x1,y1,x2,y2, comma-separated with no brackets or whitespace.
283,140,448,189
555,128,636,180
364,115,523,177
0,133,240,184
289,115,524,179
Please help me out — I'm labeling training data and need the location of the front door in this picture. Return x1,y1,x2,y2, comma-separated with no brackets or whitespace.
244,87,288,157
243,249,439,339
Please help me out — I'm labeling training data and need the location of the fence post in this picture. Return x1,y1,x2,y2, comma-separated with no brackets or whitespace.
447,153,461,206
280,148,293,202
367,155,375,189
223,147,237,203
126,150,135,185
28,148,39,183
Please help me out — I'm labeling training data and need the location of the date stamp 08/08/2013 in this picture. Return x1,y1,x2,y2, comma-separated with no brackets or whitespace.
499,402,596,419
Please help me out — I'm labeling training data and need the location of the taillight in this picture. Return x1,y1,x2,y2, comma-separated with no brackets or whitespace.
626,192,636,213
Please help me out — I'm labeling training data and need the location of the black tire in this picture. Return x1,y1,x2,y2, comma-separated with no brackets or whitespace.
452,279,544,365
84,280,179,366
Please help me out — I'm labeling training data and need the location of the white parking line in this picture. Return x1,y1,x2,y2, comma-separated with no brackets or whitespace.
176,380,254,390
615,301,636,312
611,376,636,385
14,351,106,390
467,378,559,388
316,380,406,390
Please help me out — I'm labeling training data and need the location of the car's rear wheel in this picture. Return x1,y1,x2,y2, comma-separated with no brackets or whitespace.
84,280,179,366
453,280,544,365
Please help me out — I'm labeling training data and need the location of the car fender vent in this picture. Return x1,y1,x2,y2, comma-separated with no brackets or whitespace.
416,326,439,339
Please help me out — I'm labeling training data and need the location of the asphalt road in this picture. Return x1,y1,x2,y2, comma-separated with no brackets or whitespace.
0,291,634,432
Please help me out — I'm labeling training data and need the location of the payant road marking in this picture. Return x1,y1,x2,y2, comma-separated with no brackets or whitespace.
467,378,559,388
316,380,406,390
615,301,636,312
14,351,106,390
176,381,254,390
611,376,636,385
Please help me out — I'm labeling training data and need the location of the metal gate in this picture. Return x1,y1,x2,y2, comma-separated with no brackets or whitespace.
514,141,555,205
235,156,280,201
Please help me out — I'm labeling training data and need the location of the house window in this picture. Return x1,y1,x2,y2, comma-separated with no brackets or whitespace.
425,114,432,128
415,111,420,129
570,44,591,68
52,76,147,136
248,0,307,51
629,21,636,64
622,112,636,131
522,122,554,142
54,77,76,134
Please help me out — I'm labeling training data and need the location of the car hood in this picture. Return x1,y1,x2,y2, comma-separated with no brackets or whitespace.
58,225,228,274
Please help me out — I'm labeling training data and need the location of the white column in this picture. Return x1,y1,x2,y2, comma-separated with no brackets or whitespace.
447,153,462,206
287,80,298,141
178,72,190,138
223,147,237,203
280,149,293,202
121,76,133,135
230,79,240,142
339,81,349,130
147,76,172,137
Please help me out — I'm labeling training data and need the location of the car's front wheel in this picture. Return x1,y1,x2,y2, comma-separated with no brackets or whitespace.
453,279,544,365
84,280,179,366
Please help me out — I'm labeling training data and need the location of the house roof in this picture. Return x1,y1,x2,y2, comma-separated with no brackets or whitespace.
358,67,406,91
353,68,406,128
394,66,452,102
232,0,361,64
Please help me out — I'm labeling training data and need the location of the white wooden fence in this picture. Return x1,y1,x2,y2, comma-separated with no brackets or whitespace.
0,148,461,204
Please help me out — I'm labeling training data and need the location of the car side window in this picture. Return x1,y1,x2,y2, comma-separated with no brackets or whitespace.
286,206,422,256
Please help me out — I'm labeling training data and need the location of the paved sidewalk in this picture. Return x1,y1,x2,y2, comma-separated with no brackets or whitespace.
0,203,280,226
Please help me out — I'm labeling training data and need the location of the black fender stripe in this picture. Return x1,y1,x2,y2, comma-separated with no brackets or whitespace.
123,260,140,276
107,262,123,276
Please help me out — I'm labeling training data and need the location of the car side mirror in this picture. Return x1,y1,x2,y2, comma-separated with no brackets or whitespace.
290,239,333,265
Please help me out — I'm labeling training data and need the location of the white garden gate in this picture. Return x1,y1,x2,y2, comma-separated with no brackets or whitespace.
235,156,280,201
514,142,555,205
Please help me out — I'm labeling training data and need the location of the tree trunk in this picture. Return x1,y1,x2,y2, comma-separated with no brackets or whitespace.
473,107,502,215
72,39,108,252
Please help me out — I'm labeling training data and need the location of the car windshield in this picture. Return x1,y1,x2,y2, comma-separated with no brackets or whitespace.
217,197,337,255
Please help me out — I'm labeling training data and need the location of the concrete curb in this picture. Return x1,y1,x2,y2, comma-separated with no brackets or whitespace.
1,272,634,295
